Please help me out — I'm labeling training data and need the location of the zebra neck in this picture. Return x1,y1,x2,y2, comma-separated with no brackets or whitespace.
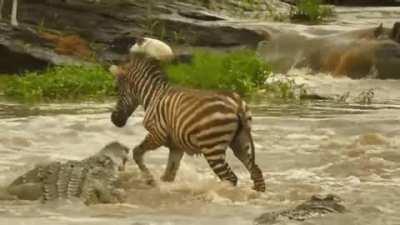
137,79,170,110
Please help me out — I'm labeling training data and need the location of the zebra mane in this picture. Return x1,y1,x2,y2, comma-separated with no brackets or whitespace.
126,52,167,81
128,52,162,68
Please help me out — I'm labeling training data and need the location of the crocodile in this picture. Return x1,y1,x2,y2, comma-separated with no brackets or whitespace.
6,141,129,205
254,194,346,225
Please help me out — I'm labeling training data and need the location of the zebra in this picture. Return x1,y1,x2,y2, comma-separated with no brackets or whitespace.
0,0,18,26
109,52,266,192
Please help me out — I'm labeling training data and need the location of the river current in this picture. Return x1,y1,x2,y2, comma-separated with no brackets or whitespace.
0,73,399,225
0,6,400,225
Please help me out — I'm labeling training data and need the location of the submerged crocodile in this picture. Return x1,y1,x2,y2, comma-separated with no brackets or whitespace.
254,194,346,225
6,141,129,205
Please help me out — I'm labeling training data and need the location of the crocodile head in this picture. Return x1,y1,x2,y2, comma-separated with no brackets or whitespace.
97,142,130,171
295,194,346,213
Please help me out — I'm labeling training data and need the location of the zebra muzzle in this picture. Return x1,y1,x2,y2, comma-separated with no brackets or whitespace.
111,111,128,127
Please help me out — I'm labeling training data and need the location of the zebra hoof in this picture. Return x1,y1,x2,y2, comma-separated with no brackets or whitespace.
253,185,266,192
160,175,174,182
253,186,266,192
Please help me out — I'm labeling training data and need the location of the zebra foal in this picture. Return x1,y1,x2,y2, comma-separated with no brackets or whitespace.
109,53,266,192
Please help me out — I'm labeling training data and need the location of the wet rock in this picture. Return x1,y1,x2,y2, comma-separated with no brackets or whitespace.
0,44,49,74
357,133,388,146
1,0,279,73
391,22,400,43
18,1,268,48
300,93,332,101
257,24,400,79
0,22,93,74
195,0,291,20
254,194,346,225
374,40,400,79
177,9,225,21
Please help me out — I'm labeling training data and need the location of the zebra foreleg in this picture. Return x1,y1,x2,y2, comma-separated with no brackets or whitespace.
204,149,238,186
230,129,266,192
133,134,162,185
161,148,183,182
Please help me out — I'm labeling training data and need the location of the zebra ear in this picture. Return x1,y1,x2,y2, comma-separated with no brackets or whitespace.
109,65,126,77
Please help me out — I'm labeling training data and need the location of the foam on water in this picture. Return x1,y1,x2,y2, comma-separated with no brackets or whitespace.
0,100,399,224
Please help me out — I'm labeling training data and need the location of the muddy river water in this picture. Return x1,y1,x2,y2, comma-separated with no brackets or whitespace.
1,74,399,225
0,6,400,225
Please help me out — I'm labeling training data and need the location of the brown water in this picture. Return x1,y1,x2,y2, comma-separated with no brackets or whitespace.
1,73,400,225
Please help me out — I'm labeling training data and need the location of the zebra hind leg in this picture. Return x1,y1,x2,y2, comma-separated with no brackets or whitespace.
230,128,266,192
133,134,162,186
161,148,184,182
203,147,238,186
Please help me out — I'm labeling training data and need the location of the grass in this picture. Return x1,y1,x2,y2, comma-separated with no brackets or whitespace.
1,65,115,102
0,50,305,103
166,50,271,96
290,0,335,23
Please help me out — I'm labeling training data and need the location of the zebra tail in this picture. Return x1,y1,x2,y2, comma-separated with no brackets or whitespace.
237,111,256,167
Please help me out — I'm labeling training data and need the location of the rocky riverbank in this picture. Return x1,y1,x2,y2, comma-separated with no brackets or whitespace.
0,0,399,79
0,0,287,73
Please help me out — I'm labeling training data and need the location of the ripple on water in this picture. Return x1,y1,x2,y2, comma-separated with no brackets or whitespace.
1,78,400,225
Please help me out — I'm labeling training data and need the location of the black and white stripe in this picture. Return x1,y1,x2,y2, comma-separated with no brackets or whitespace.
111,53,265,191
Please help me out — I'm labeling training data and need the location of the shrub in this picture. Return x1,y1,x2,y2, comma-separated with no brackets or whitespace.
166,50,271,96
3,65,115,102
0,50,304,103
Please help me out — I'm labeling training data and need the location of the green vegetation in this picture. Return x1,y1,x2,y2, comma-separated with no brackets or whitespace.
290,0,335,23
166,50,271,96
0,50,305,103
2,65,115,102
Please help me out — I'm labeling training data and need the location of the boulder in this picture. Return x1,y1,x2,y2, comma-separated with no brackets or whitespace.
391,22,400,44
0,22,93,74
257,24,400,79
1,0,281,73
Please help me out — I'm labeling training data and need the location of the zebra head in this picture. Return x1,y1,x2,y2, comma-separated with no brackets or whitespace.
110,53,168,127
109,64,139,127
